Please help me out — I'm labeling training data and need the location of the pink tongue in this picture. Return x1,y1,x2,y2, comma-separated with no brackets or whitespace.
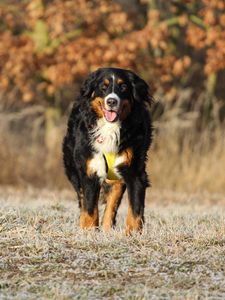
104,110,117,122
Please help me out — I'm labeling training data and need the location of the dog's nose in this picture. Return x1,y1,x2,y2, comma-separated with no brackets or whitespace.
106,98,118,108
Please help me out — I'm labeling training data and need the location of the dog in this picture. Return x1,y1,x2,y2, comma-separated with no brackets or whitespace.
63,67,153,234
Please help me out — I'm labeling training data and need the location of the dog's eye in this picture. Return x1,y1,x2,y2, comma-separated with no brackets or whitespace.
100,83,108,91
120,83,127,92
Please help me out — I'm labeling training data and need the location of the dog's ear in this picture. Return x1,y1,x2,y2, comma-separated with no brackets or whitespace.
80,69,101,98
127,70,153,106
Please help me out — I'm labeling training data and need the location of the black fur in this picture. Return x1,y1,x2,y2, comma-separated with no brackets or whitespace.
63,67,153,229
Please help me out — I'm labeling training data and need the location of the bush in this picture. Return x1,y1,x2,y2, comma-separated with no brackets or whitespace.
0,0,224,126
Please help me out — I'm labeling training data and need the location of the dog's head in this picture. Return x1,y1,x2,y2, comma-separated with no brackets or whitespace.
80,67,152,123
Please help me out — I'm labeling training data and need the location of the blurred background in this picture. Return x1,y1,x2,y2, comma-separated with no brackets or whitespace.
0,0,224,193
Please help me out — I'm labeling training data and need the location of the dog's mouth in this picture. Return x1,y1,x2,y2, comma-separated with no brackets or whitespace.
103,108,119,122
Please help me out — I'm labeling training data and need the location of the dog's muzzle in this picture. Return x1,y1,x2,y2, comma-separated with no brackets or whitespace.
106,97,118,108
103,93,121,122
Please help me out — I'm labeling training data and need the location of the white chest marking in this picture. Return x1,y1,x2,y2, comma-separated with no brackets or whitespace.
90,118,121,154
88,153,107,182
88,152,125,181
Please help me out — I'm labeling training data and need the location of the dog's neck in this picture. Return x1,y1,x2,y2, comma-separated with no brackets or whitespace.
90,118,121,154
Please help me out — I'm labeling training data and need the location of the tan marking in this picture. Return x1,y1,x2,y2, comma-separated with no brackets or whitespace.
79,193,99,229
102,181,125,231
86,159,93,177
91,97,104,118
91,91,95,97
80,208,99,229
117,148,133,167
124,148,133,166
104,78,110,86
120,99,131,121
105,178,123,185
117,78,124,85
125,203,143,235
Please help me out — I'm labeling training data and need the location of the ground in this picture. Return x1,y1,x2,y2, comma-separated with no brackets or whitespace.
0,188,225,300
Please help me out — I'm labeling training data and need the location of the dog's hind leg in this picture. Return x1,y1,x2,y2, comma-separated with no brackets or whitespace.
125,175,147,235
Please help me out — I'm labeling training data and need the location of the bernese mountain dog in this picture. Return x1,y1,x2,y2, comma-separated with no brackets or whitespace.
63,67,153,234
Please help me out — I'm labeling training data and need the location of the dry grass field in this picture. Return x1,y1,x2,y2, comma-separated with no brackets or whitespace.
0,188,225,299
1,1,225,298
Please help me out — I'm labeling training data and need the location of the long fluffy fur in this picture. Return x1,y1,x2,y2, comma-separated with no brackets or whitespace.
63,67,153,231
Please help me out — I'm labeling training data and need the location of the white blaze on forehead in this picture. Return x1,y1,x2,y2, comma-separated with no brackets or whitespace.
104,74,121,111
112,74,115,93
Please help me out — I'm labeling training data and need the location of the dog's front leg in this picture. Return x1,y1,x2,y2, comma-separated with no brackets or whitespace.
80,176,100,229
80,154,106,229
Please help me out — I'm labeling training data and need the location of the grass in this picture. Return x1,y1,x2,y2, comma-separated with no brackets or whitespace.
0,188,225,299
149,127,225,193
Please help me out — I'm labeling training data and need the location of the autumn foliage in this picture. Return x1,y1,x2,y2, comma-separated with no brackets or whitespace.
0,0,225,124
